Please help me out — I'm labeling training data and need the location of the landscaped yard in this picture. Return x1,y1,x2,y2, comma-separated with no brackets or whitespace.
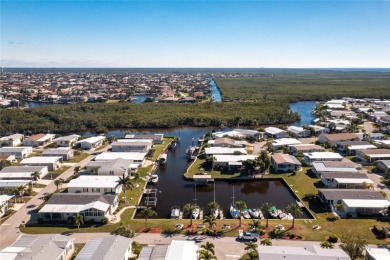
68,152,89,163
185,154,241,179
151,138,173,161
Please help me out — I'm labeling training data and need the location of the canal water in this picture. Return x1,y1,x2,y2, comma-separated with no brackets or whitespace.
209,78,222,102
289,101,317,126
134,127,311,219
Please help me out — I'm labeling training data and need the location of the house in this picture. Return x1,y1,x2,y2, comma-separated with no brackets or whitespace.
0,195,14,218
330,110,356,118
42,148,74,161
363,133,386,141
288,144,325,155
258,245,350,260
337,141,377,155
374,140,390,148
95,152,146,167
320,172,373,189
303,152,343,166
377,115,390,126
0,154,16,163
312,160,360,177
0,146,33,158
75,236,132,260
356,149,390,163
20,156,62,171
271,153,302,172
124,133,164,144
272,138,302,149
111,140,152,153
39,193,118,223
307,125,330,135
0,166,49,180
212,129,263,140
317,189,390,217
0,234,75,260
366,248,390,260
208,138,246,148
212,155,257,170
53,134,80,147
0,180,30,191
24,133,56,147
204,147,247,156
68,176,122,194
0,134,24,147
376,160,390,173
287,126,310,138
85,159,137,176
265,127,289,139
318,133,360,146
139,240,198,260
79,136,106,150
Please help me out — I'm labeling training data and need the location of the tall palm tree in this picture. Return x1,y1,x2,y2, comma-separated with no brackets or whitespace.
201,242,215,255
261,202,273,228
139,207,157,227
74,213,84,230
199,250,217,260
16,185,26,203
73,166,81,178
244,241,258,252
116,173,134,203
206,201,220,216
286,203,303,228
246,251,258,260
133,172,140,188
54,179,62,191
235,200,247,227
249,219,261,232
203,215,217,229
183,203,197,226
260,238,272,246
30,171,40,188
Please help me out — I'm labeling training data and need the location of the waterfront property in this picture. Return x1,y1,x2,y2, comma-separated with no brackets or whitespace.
139,240,198,260
207,137,246,148
0,146,33,158
95,152,146,167
258,245,350,260
0,134,24,147
307,125,330,135
78,136,106,150
271,138,301,150
39,193,118,223
67,176,122,194
356,149,390,163
86,158,136,176
111,139,152,153
75,236,132,260
271,153,302,172
303,152,343,166
320,172,373,189
0,166,49,180
264,127,289,139
0,234,75,260
42,148,74,161
0,195,14,218
212,128,263,140
20,156,62,171
24,133,56,147
212,154,257,170
288,144,325,155
124,133,164,144
204,147,247,156
318,133,360,146
53,134,81,147
287,126,310,138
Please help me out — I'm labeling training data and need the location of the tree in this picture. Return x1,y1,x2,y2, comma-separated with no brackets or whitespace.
73,166,81,178
16,185,27,203
260,238,272,246
246,251,258,260
203,215,217,229
261,202,273,228
116,173,134,204
184,203,197,226
90,167,98,175
320,241,335,248
286,203,303,228
139,207,157,227
74,213,84,230
30,171,40,188
335,203,345,212
199,250,217,260
244,241,257,252
206,201,220,216
133,172,140,188
235,200,247,227
340,235,367,260
201,242,215,255
54,179,62,191
249,219,261,232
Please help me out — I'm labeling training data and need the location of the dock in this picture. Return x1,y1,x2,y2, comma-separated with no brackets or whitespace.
296,200,305,208
145,197,157,206
143,189,158,195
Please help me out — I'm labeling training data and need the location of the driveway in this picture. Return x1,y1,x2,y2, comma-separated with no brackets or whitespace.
363,121,374,133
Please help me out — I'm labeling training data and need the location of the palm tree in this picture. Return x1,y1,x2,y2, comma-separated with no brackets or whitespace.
199,250,217,260
260,238,272,246
246,251,258,260
206,201,220,216
90,167,98,175
74,213,84,230
249,219,261,232
16,185,26,203
139,207,157,227
203,215,217,229
73,166,81,178
133,172,140,188
116,173,134,204
244,241,257,252
286,203,303,228
235,200,247,227
201,242,215,255
54,179,62,191
261,202,273,228
183,203,197,226
30,171,40,188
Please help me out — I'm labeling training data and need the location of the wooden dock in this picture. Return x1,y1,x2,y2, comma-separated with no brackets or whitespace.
143,189,158,195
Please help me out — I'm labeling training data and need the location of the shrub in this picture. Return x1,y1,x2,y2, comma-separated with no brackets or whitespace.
328,234,338,243
289,234,296,239
326,216,339,222
101,217,108,225
144,227,151,233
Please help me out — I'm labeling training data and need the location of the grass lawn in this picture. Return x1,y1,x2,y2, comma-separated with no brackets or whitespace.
68,153,89,163
95,143,109,151
71,244,85,260
151,138,173,161
185,154,241,179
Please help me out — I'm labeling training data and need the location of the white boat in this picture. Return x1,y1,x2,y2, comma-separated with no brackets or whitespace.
192,206,200,219
286,213,294,220
242,209,251,219
171,206,180,219
248,208,260,219
269,206,278,218
211,208,219,219
278,212,287,220
148,174,158,184
230,205,239,219
158,154,167,165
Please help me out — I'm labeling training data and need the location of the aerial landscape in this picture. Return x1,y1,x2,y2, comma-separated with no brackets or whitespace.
0,0,390,260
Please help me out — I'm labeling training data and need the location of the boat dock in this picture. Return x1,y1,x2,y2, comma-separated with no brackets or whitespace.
296,200,305,208
143,189,158,195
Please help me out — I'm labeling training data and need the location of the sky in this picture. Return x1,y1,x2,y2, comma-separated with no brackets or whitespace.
1,0,389,68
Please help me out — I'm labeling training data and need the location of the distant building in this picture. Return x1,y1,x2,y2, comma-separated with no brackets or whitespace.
75,236,132,260
0,146,33,158
20,156,62,171
111,139,152,153
53,134,80,147
287,126,310,138
318,133,360,146
208,138,246,148
79,136,106,150
303,152,343,166
264,127,289,139
271,153,302,172
139,240,198,260
24,134,55,147
124,133,164,144
42,148,74,161
0,134,24,147
356,149,390,163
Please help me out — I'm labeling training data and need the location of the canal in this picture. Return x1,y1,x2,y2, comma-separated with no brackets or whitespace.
289,101,317,126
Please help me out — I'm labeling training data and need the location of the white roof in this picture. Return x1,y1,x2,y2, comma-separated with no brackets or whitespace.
20,156,62,164
312,162,358,172
272,138,301,146
375,140,390,145
287,126,306,132
334,178,373,184
366,248,390,260
204,147,247,155
165,240,198,260
265,127,286,135
304,152,343,160
212,130,245,138
95,152,146,161
214,155,257,163
116,139,153,144
68,176,120,189
0,180,30,188
30,134,55,142
343,199,390,208
39,201,110,213
326,99,345,104
0,146,32,152
0,195,14,204
79,136,105,144
348,145,377,150
326,104,344,109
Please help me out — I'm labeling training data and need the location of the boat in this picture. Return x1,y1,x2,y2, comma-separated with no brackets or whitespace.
186,146,196,160
278,212,287,220
211,208,219,219
192,206,200,219
248,208,260,219
158,154,167,165
269,206,278,218
167,140,177,150
148,174,159,184
242,208,251,219
230,204,239,219
171,206,180,219
286,213,293,220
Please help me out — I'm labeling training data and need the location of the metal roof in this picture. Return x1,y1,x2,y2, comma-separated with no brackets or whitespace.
75,236,131,260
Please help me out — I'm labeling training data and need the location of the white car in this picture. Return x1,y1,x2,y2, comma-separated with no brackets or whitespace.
238,232,259,242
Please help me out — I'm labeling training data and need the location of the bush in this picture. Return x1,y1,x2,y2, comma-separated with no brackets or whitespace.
289,234,296,239
143,227,151,233
328,234,338,243
101,217,108,225
326,216,339,222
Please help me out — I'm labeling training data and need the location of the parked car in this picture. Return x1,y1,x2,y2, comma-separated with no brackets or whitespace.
238,232,259,242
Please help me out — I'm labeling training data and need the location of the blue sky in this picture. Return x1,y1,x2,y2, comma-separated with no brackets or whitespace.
1,0,389,68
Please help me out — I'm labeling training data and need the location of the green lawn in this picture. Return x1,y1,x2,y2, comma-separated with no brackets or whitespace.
185,155,241,179
152,138,173,161
68,153,89,163
95,143,109,151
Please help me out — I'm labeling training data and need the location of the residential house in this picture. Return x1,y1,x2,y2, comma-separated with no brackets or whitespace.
307,125,330,135
320,172,373,189
0,166,49,180
39,193,118,223
95,152,146,167
204,147,247,156
0,146,33,158
42,148,74,161
212,129,263,140
318,189,389,217
20,156,62,171
0,195,14,218
356,149,390,163
337,141,377,155
212,155,257,170
24,134,56,147
330,110,356,118
79,136,106,150
376,160,390,173
53,134,80,147
111,139,152,153
288,144,325,156
0,234,75,260
0,180,30,191
75,236,132,260
377,115,390,126
272,138,302,149
271,153,302,172
0,134,24,147
0,154,16,163
139,240,199,260
258,245,350,260
363,133,386,141
318,133,360,146
303,152,343,166
312,160,360,177
374,140,390,148
265,127,289,139
68,176,122,194
208,138,246,148
124,134,164,144
287,126,310,138
366,248,390,260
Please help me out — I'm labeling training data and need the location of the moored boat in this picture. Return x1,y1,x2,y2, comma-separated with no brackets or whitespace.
171,206,180,219
192,206,200,219
242,208,251,219
248,208,260,219
211,208,219,219
230,205,239,219
148,174,159,184
269,206,278,218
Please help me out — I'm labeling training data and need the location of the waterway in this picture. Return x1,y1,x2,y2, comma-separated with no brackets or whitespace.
209,78,222,102
289,101,317,126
